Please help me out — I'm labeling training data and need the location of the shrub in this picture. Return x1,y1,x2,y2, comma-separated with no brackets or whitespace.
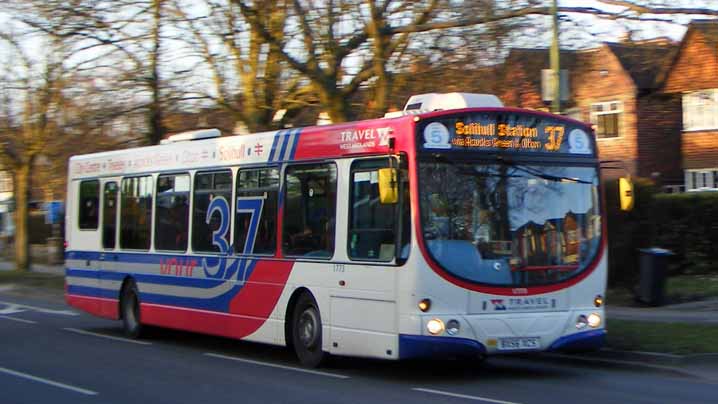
605,180,718,289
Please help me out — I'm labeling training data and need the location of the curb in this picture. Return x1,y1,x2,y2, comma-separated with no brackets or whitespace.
538,349,718,382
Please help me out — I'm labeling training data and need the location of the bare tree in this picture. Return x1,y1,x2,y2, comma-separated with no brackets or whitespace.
0,31,69,270
12,0,181,145
172,0,313,133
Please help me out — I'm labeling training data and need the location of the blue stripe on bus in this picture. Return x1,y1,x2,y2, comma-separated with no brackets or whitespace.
66,251,239,265
66,251,103,261
277,131,290,162
288,128,301,160
140,285,241,312
66,284,241,312
268,130,283,162
67,285,119,300
66,268,230,289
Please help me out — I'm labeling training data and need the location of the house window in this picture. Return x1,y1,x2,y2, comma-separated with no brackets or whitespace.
683,89,718,131
685,169,718,191
0,171,11,193
590,101,622,138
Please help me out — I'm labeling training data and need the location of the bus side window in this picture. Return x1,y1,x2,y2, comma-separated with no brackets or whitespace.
348,158,410,262
192,170,232,254
79,180,100,230
120,176,153,250
283,163,337,258
102,182,118,249
155,173,190,252
235,167,279,255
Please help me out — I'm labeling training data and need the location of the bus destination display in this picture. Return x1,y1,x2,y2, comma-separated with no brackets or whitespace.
420,112,594,156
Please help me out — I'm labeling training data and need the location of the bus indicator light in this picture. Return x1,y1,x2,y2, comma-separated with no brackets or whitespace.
418,299,431,312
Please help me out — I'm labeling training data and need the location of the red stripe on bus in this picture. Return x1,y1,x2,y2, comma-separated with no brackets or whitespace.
66,294,119,320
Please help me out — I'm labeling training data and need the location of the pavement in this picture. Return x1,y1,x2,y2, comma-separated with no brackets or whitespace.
2,260,718,382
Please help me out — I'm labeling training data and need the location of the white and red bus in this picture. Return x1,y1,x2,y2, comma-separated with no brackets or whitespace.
65,93,608,367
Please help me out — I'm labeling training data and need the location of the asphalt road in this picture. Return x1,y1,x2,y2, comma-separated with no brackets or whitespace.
0,290,715,404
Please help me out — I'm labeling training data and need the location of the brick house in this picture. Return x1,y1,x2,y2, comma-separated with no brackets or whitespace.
662,20,718,191
499,40,683,186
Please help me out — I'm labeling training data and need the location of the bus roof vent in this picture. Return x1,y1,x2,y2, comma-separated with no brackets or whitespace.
403,92,503,112
160,128,221,144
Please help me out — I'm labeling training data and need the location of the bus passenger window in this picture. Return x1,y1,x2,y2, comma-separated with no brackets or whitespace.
192,170,232,254
155,174,190,252
235,167,279,255
348,159,408,261
79,180,100,230
120,176,153,250
283,163,337,258
102,182,118,249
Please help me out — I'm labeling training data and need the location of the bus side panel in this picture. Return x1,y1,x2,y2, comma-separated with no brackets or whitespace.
65,179,105,317
139,259,294,342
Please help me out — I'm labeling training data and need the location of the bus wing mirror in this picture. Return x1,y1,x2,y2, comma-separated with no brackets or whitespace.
378,168,398,204
619,177,634,211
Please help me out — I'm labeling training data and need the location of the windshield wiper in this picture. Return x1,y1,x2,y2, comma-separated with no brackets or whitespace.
496,157,594,184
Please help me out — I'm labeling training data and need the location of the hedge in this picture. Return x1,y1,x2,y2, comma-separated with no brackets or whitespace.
605,179,718,289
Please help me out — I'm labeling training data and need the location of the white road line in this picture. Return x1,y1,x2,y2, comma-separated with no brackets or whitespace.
63,328,152,346
205,353,350,379
0,366,98,396
0,315,37,324
412,388,523,404
0,300,78,316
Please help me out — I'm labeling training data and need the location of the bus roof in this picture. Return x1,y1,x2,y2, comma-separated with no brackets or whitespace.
68,106,591,180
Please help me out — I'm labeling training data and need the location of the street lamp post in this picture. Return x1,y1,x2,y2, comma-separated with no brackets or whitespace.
550,0,561,114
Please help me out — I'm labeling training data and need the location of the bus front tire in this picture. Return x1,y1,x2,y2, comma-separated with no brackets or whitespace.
292,293,325,368
121,280,143,339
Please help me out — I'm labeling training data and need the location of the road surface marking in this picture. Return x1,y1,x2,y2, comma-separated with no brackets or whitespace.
0,300,78,316
0,304,26,315
0,366,98,396
63,328,152,345
205,353,350,379
412,388,523,404
0,315,37,324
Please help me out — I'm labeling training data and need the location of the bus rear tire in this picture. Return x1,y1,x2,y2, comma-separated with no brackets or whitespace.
121,280,143,339
292,293,325,368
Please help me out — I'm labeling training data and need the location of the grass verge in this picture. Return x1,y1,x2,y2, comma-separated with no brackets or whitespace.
667,275,718,301
0,270,65,290
607,319,718,354
607,274,718,307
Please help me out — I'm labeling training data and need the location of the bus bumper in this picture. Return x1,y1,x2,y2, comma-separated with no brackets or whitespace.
547,329,606,352
399,334,487,359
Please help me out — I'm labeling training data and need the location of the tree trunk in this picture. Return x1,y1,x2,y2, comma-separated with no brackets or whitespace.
148,0,165,145
318,85,350,123
13,163,31,272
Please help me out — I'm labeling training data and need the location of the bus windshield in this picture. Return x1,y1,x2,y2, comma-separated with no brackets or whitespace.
418,157,601,287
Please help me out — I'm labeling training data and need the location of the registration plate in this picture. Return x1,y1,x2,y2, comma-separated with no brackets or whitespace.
498,337,540,351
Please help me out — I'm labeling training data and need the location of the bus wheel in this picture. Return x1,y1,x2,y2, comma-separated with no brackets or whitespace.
292,293,325,368
121,280,143,339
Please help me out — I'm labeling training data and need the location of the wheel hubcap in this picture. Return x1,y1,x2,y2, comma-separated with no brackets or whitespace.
298,309,318,349
126,294,138,328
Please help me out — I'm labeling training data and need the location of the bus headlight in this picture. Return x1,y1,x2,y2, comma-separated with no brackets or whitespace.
588,313,602,328
427,318,445,335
